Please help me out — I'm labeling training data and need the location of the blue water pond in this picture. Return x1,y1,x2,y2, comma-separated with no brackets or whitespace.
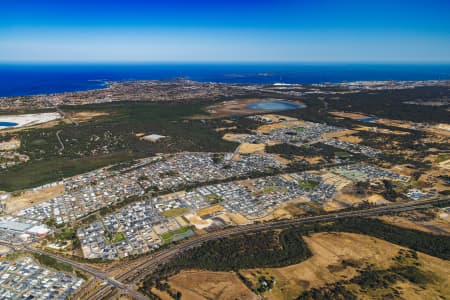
0,121,18,127
247,100,305,111
357,117,379,123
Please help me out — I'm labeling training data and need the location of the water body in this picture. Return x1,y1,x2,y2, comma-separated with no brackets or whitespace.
0,121,18,127
357,117,379,123
247,100,305,111
1,63,450,97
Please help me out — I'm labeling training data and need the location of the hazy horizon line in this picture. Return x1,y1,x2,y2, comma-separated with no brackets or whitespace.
2,61,450,66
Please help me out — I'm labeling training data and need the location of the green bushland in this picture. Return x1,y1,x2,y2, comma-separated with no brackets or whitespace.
112,232,126,243
0,102,237,191
205,194,223,204
436,153,450,163
298,180,319,190
161,207,189,218
266,143,358,161
32,253,73,273
161,226,193,243
0,152,136,191
334,151,351,158
296,283,357,300
142,228,312,294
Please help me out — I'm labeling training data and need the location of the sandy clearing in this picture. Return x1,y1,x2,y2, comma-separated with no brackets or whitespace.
6,184,65,214
257,120,308,134
196,205,225,217
354,125,410,135
241,232,450,300
215,126,237,132
222,133,249,142
227,212,252,225
378,215,450,236
0,137,20,151
321,129,358,139
169,270,258,300
438,159,450,170
261,114,298,122
70,111,109,122
238,143,266,154
329,111,370,119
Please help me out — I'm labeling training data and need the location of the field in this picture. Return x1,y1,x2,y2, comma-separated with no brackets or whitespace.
237,142,266,154
164,232,450,300
168,270,257,300
0,137,20,151
5,184,64,213
161,207,190,218
378,212,450,236
160,226,193,243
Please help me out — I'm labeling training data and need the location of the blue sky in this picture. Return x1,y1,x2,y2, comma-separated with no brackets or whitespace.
1,0,449,63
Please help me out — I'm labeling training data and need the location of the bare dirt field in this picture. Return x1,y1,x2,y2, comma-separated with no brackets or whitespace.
426,124,450,138
241,232,450,300
261,114,298,122
257,120,307,134
354,125,410,135
322,129,358,139
160,232,450,300
222,133,249,142
70,111,109,122
168,270,257,300
329,111,370,119
438,159,450,170
378,214,450,236
0,137,21,151
6,184,64,213
238,142,266,154
196,205,225,217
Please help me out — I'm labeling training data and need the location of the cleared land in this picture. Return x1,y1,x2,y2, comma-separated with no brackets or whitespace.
5,184,65,213
379,213,450,236
162,231,450,299
240,232,450,300
168,270,257,300
70,111,109,122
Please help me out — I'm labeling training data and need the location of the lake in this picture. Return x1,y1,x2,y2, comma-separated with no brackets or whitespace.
0,121,18,127
246,100,305,111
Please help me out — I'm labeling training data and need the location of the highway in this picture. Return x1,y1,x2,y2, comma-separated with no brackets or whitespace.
1,197,445,299
23,247,148,300
82,196,448,299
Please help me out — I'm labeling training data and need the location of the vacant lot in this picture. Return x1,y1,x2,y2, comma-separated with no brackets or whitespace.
6,184,64,213
163,232,450,300
241,232,450,300
169,270,257,300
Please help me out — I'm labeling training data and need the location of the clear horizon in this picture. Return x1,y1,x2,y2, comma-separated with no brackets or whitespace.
1,0,450,63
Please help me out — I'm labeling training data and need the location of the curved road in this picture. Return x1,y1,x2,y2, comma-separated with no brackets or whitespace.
84,196,448,299
2,197,444,299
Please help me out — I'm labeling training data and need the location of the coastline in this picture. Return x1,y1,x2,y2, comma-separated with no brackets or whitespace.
0,79,449,112
1,63,450,98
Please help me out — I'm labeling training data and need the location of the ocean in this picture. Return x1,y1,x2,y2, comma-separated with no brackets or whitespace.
1,63,450,97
